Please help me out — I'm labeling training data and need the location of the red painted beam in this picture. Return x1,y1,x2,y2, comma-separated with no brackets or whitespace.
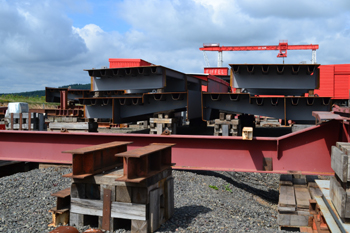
0,120,341,175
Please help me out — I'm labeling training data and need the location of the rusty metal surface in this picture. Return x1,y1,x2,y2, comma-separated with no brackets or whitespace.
116,143,175,183
51,188,70,198
63,141,131,178
115,143,175,158
0,120,342,175
102,189,112,231
49,226,79,233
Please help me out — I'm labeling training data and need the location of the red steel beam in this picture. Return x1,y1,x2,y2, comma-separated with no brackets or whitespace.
200,44,319,52
0,120,342,175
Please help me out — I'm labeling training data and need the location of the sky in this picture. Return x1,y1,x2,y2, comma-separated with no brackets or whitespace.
0,0,349,93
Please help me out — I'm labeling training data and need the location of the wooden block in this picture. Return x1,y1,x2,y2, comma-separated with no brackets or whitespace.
277,214,309,227
71,183,85,198
293,175,307,185
280,174,293,186
279,185,296,207
306,175,319,184
85,183,100,200
131,220,148,233
70,213,84,227
309,186,323,199
278,205,296,213
165,177,174,220
295,186,311,209
132,187,148,204
329,176,350,218
242,127,253,140
336,142,350,155
149,188,160,232
331,146,349,182
116,186,132,203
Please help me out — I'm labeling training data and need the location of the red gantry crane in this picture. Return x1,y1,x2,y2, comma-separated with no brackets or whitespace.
199,40,319,67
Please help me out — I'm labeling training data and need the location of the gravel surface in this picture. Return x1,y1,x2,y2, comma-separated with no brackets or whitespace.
0,167,288,233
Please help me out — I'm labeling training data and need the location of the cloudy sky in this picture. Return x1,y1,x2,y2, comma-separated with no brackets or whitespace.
0,0,349,93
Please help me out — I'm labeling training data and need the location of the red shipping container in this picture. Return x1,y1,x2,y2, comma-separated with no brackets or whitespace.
334,75,350,99
315,65,334,98
109,59,152,68
334,64,350,75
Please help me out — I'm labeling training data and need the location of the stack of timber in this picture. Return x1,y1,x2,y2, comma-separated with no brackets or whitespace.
149,113,177,135
330,142,350,222
59,141,175,233
214,112,239,136
49,118,98,132
277,174,322,230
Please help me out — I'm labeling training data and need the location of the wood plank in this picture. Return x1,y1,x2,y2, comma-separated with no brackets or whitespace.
165,177,174,219
314,195,342,233
279,185,296,207
278,205,296,213
309,186,323,199
69,213,84,227
111,202,146,221
149,188,160,232
295,186,311,209
330,176,347,218
71,198,146,221
331,146,348,182
277,214,309,227
116,185,132,203
71,198,103,217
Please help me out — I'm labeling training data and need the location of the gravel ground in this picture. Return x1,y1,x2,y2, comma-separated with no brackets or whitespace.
0,167,288,233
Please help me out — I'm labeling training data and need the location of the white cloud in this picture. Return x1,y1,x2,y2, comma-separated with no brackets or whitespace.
0,0,349,93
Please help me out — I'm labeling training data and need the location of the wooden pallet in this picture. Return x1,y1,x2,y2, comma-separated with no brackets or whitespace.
278,174,322,228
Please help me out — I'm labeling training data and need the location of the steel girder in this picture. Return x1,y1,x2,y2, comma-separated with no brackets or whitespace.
230,64,320,95
81,91,202,123
45,87,92,103
202,93,332,123
0,120,341,175
86,66,201,93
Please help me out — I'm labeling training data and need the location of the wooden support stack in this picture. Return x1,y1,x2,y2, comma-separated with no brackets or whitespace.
330,142,350,221
6,112,45,130
277,174,321,230
149,113,177,135
62,141,175,233
214,112,239,136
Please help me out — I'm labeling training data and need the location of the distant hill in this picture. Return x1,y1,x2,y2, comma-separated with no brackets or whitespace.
1,84,90,97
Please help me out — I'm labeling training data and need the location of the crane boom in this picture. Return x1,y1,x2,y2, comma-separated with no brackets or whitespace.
200,40,319,65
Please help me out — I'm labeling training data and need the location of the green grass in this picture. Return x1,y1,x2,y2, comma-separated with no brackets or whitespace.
0,95,58,108
209,185,219,190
